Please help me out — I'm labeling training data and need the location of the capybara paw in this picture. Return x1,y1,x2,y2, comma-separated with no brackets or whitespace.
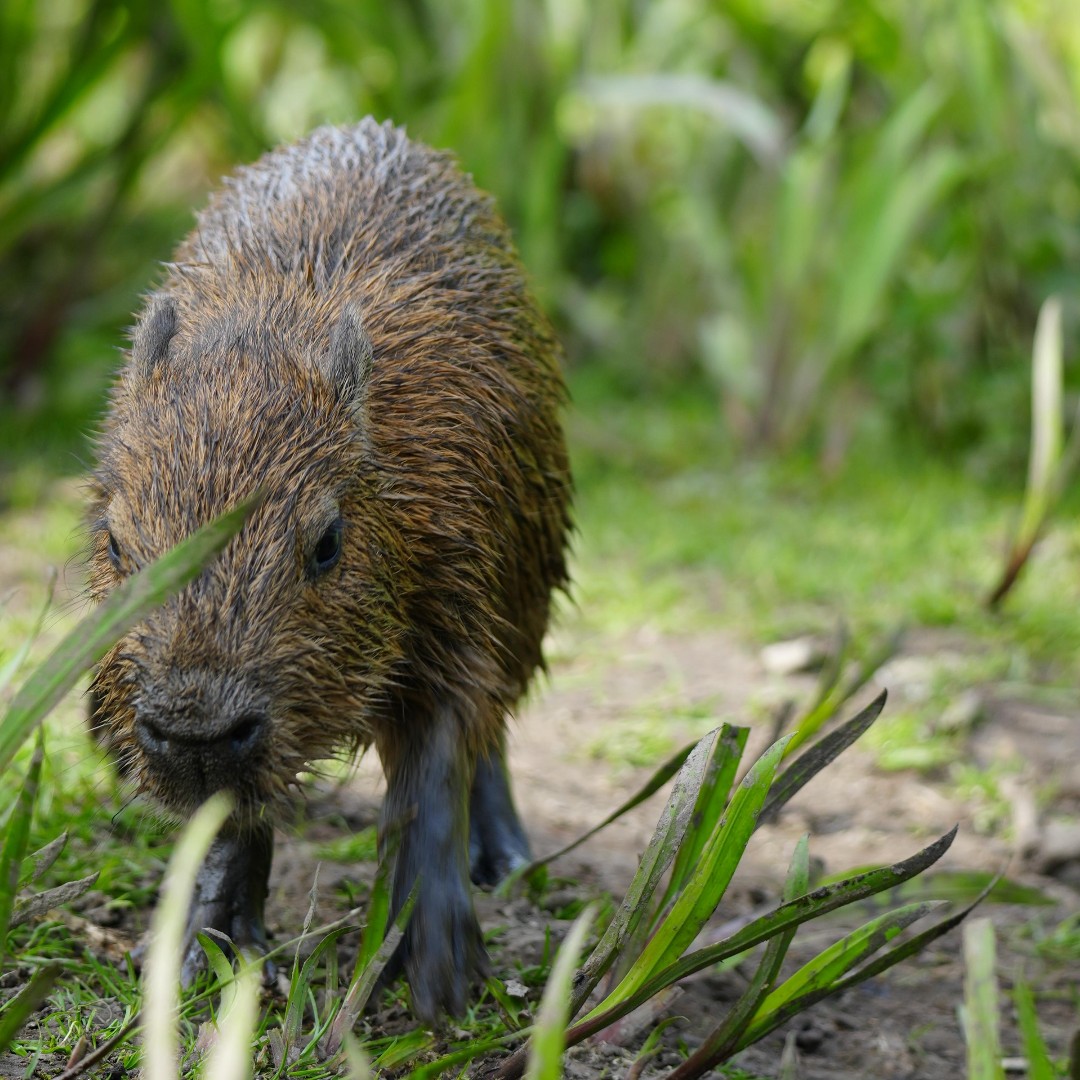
469,825,530,887
404,893,489,1023
179,901,271,987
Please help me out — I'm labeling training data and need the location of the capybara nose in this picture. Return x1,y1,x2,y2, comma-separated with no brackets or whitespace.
134,710,268,762
223,712,267,757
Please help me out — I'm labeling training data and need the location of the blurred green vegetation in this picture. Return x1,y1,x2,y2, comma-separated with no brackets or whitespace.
3,0,1080,476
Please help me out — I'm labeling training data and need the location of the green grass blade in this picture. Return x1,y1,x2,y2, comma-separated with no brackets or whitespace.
525,904,596,1080
204,955,262,1080
656,723,749,922
989,296,1065,608
667,835,811,1079
0,730,43,954
760,690,886,826
582,735,789,1019
785,626,901,755
824,878,991,998
194,932,236,988
1014,979,1056,1080
321,881,416,1059
739,900,945,1046
283,926,354,1053
0,570,54,696
962,917,1005,1080
0,960,62,1051
353,846,393,982
565,826,958,1044
570,726,744,1015
142,793,233,1080
0,497,257,773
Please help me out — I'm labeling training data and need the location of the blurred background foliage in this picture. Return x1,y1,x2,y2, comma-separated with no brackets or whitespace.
2,0,1080,475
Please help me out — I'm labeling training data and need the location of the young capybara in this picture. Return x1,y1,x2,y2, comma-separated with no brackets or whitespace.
86,118,571,1021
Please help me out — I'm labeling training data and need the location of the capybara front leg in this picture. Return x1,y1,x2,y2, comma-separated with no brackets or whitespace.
379,709,487,1022
179,820,273,985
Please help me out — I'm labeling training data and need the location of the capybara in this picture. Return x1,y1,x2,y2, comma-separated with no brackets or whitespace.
86,119,571,1021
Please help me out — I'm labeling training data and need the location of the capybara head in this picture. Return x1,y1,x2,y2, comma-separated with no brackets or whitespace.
87,296,403,824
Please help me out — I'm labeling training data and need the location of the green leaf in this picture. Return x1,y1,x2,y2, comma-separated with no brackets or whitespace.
785,627,901,756
1014,979,1056,1080
321,878,416,1060
566,826,957,1044
0,730,43,955
525,904,596,1080
508,736,704,888
740,900,945,1046
657,724,749,921
761,690,886,826
569,726,744,1015
666,836,811,1079
584,735,789,1020
0,961,62,1051
962,917,1005,1080
0,497,258,774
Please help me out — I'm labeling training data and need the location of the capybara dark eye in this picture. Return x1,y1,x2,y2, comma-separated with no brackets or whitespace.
106,530,122,571
309,516,343,578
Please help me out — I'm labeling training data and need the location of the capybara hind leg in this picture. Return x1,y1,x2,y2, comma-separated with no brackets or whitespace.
179,821,273,985
379,709,487,1022
469,743,530,886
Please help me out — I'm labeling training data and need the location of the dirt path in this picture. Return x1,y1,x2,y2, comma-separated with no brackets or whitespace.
272,620,1079,1078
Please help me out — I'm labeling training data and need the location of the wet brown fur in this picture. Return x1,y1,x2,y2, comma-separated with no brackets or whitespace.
86,121,570,968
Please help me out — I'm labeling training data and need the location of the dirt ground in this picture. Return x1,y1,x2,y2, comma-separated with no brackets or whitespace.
2,490,1079,1077
268,621,1079,1078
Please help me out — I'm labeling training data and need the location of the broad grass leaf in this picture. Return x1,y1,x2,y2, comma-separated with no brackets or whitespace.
582,735,789,1019
525,904,596,1080
739,900,946,1047
961,917,1005,1080
785,626,901,756
570,726,746,1015
667,835,811,1079
0,498,257,774
571,825,958,1042
142,794,233,1080
760,690,886,826
658,724,748,920
0,730,43,954
511,736,704,886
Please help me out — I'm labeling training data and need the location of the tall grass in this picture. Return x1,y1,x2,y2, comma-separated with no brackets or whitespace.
3,0,1080,463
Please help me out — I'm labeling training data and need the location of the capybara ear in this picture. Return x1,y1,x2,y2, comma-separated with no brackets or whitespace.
130,294,179,381
321,303,374,410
